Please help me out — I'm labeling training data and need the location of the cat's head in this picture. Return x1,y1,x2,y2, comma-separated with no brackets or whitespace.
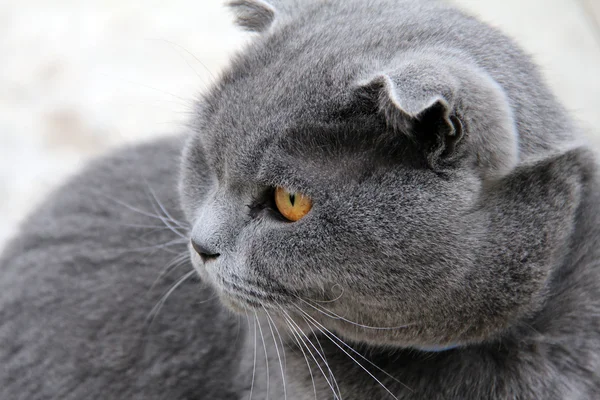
179,0,588,349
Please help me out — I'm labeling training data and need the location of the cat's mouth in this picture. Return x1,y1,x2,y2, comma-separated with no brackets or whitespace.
189,246,289,312
214,275,287,312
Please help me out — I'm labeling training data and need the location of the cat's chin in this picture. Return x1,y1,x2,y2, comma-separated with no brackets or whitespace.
218,286,267,313
218,295,251,314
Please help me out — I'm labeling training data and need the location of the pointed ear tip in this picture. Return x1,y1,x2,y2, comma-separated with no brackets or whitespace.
414,97,451,117
356,74,391,90
226,0,271,7
556,146,597,176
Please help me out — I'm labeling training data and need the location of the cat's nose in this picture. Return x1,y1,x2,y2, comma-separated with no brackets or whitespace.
191,239,220,263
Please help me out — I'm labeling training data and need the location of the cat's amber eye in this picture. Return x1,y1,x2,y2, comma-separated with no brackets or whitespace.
274,187,312,222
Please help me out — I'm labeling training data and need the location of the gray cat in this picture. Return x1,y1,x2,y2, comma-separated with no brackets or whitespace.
1,0,599,399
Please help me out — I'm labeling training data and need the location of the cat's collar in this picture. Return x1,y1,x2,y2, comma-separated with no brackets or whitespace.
413,344,460,353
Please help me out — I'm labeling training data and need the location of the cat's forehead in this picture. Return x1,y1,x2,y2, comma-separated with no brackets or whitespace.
192,0,474,181
197,32,376,174
196,1,433,146
212,42,362,127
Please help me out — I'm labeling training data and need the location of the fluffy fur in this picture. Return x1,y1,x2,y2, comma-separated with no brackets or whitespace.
2,0,599,399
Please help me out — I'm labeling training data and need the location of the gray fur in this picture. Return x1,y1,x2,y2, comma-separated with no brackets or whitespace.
2,0,600,399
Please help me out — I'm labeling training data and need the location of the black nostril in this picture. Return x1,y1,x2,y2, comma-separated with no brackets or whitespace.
191,239,220,263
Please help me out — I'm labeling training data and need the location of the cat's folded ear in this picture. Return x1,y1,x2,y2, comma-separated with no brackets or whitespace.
227,0,305,32
356,56,519,179
227,0,276,32
357,70,462,168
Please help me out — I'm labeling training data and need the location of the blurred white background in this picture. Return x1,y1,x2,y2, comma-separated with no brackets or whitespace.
1,0,599,248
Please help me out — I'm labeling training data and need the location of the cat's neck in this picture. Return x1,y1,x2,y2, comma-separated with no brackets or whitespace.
525,162,600,341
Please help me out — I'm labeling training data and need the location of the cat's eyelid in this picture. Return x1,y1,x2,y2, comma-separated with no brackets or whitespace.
254,173,315,200
272,181,315,200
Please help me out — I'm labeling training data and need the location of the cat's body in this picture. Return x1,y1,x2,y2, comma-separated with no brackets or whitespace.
2,0,600,399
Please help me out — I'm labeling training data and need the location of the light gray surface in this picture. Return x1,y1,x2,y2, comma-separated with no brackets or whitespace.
0,0,599,248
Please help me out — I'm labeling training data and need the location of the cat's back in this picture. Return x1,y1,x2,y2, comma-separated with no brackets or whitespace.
0,136,244,400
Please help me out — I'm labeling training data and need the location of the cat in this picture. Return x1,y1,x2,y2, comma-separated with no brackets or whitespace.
2,0,599,399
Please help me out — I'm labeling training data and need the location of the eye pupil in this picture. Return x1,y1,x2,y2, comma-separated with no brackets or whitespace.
274,186,312,222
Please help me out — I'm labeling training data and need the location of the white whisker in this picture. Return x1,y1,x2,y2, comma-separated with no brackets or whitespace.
298,307,412,391
149,252,191,293
113,223,174,229
302,311,342,397
145,269,196,326
246,312,257,400
280,309,342,400
255,313,270,400
92,190,188,229
296,305,411,398
144,191,187,240
298,296,413,330
124,238,188,255
144,38,217,84
144,184,188,232
309,284,345,304
265,306,287,373
281,311,318,400
263,307,287,400
97,71,192,104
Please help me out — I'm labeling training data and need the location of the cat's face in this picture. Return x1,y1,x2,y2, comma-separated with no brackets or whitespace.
179,0,582,350
181,110,480,347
